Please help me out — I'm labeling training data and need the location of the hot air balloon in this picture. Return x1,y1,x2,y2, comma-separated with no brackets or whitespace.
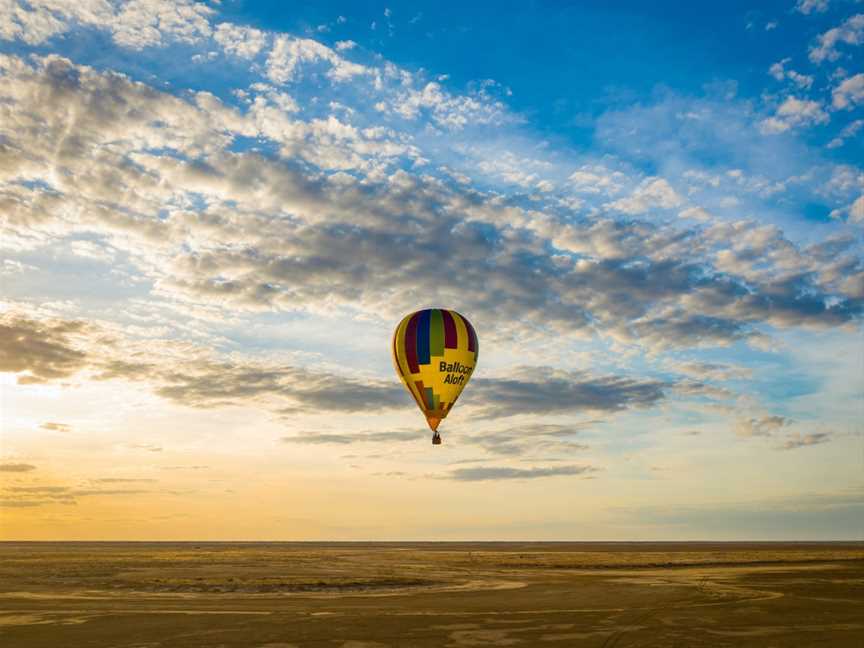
392,308,479,445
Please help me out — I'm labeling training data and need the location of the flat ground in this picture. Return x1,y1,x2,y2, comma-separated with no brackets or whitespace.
0,542,862,647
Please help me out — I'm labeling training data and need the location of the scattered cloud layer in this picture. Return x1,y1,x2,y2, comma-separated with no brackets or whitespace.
0,483,152,507
39,421,71,432
760,97,829,134
735,415,789,438
0,463,36,473
809,14,864,64
281,430,420,445
446,464,596,481
780,431,832,450
468,368,667,419
0,315,90,383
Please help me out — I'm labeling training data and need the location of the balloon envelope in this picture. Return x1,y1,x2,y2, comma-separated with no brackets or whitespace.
392,308,479,432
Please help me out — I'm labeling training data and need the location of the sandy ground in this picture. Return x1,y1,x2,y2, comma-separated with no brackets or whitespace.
0,542,862,647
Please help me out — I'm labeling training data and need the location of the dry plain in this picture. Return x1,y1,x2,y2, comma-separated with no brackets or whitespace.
0,542,862,647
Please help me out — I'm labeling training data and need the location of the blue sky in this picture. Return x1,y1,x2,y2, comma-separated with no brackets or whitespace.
0,0,861,540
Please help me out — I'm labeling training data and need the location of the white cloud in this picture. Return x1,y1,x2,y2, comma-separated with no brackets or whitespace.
678,206,713,221
70,240,115,262
1,259,36,274
606,178,683,214
795,0,829,15
265,35,368,84
682,169,721,188
112,0,214,49
827,119,863,148
780,432,832,450
769,59,788,81
824,164,864,195
0,54,860,356
735,415,788,438
759,97,829,134
387,80,507,130
567,165,626,195
213,22,268,59
0,0,215,49
848,195,864,223
832,73,864,109
768,59,813,90
809,14,864,64
0,0,71,45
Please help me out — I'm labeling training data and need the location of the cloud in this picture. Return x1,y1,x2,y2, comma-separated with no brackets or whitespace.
780,432,832,450
467,367,667,419
1,54,859,360
678,206,713,221
734,415,789,437
63,488,151,497
0,478,155,507
446,464,596,481
6,293,853,443
809,14,864,64
672,361,752,381
1,310,406,414
0,314,90,383
93,478,157,483
3,483,150,505
673,380,735,401
39,421,71,432
0,483,152,507
848,195,864,223
768,59,813,90
3,307,669,439
158,364,405,412
284,423,594,456
0,0,215,50
213,22,268,59
626,314,756,350
567,165,627,195
832,73,864,109
281,430,420,445
795,0,829,15
605,177,683,214
827,119,864,148
759,97,829,134
265,35,367,84
7,485,69,494
0,463,36,472
452,423,595,457
385,80,509,130
129,443,163,452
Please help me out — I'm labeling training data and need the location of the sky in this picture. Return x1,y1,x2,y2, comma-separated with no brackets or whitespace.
0,0,862,541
